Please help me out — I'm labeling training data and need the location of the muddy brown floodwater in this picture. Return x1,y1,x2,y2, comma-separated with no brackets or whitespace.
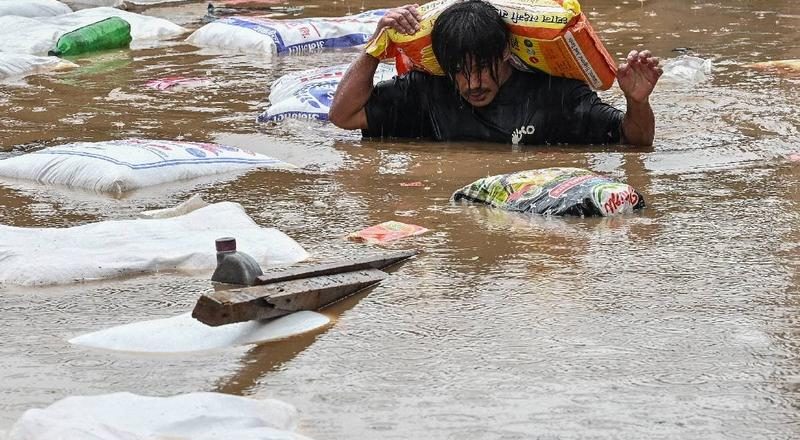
1,0,799,438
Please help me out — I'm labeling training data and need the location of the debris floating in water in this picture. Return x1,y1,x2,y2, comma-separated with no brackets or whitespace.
660,55,712,85
746,59,800,74
348,221,429,244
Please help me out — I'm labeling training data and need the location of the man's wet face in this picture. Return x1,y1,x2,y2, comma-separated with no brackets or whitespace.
453,61,502,107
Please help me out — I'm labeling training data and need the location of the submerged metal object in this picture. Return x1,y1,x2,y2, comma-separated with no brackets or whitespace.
195,244,416,327
210,237,264,286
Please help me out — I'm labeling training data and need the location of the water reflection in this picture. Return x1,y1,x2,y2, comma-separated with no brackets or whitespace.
215,288,376,395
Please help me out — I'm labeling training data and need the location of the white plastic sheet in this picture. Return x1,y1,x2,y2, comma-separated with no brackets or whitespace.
660,55,712,85
259,63,396,122
0,53,76,79
186,9,385,55
0,7,186,55
0,0,71,17
0,201,310,286
70,311,330,352
7,392,314,440
0,139,295,193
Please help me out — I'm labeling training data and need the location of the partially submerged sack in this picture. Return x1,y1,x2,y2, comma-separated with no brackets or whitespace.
0,53,77,79
0,0,71,17
366,0,616,90
452,168,645,216
0,7,186,55
186,9,385,55
258,63,396,122
0,139,295,193
7,393,307,440
0,201,309,286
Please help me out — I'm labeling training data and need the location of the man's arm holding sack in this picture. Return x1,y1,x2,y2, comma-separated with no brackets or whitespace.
329,5,422,130
330,1,663,147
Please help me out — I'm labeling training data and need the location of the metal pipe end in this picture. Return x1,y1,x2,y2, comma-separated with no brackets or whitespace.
215,237,236,253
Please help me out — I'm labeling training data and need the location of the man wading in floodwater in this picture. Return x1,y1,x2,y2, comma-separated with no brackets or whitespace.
329,0,662,146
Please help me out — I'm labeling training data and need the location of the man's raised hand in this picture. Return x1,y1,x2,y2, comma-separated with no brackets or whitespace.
617,50,662,104
375,4,423,36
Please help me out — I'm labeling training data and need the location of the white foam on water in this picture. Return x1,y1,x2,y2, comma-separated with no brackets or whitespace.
7,392,314,440
69,311,330,353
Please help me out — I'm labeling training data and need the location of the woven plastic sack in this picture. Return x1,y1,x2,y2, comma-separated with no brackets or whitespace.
7,392,312,440
186,9,385,55
0,201,309,286
0,53,76,79
366,0,616,90
0,0,71,17
452,168,645,216
61,0,123,7
258,63,396,122
0,139,295,193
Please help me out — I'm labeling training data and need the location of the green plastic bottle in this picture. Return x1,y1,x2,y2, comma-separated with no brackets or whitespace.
48,17,132,57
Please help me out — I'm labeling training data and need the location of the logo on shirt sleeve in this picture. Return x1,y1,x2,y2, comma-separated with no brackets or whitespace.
511,124,536,145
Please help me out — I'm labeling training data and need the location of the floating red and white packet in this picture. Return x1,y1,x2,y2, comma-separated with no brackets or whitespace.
347,221,428,244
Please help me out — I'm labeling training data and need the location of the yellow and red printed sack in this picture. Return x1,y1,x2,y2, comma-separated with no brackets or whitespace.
366,0,617,90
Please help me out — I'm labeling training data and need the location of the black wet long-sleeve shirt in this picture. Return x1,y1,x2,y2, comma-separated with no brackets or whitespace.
363,69,623,145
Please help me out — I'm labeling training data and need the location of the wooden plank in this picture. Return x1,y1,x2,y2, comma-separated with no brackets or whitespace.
192,269,386,327
253,249,416,285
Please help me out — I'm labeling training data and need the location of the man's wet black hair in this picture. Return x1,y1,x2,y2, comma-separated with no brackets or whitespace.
431,0,509,85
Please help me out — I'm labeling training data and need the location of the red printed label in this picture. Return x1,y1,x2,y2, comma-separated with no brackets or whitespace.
548,174,594,198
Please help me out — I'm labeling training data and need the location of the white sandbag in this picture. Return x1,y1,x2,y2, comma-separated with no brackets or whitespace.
61,0,123,9
7,392,314,440
0,7,186,55
258,63,396,122
0,138,295,193
0,0,71,17
70,311,330,352
0,201,310,286
186,9,385,55
0,53,77,79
